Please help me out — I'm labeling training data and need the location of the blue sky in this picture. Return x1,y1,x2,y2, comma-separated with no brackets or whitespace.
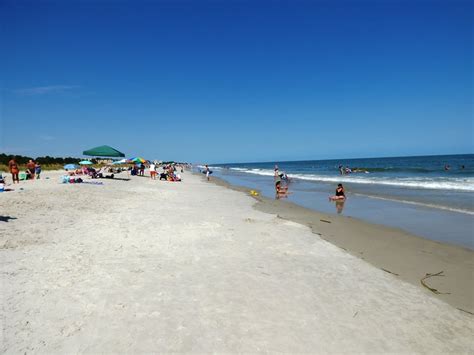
1,0,472,163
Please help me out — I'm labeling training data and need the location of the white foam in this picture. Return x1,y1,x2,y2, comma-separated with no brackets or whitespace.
227,168,474,192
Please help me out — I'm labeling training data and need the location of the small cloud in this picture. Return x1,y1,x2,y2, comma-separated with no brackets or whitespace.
39,135,55,141
14,85,80,96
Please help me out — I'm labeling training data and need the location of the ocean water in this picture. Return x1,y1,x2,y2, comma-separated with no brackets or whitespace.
201,154,474,249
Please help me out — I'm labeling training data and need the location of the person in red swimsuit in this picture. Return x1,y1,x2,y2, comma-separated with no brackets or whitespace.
8,157,20,184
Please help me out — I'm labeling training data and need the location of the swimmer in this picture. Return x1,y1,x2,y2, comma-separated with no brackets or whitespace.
275,180,289,198
329,183,345,201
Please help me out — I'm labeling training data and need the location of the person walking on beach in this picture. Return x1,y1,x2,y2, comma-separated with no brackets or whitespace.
8,157,20,184
204,165,211,181
329,183,345,201
26,159,36,180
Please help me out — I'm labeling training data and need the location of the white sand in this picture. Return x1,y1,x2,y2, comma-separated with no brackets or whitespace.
1,170,473,353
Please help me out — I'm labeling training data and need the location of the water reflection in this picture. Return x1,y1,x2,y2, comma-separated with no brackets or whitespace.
335,200,345,214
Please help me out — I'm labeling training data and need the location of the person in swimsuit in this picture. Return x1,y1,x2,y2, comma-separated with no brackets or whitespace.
26,159,36,180
35,162,42,179
8,157,20,184
275,177,289,199
329,183,345,201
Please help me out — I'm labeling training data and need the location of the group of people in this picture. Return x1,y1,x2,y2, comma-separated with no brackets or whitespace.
444,164,465,171
274,165,290,198
149,162,182,182
7,158,42,183
338,165,368,175
273,164,346,211
130,163,146,176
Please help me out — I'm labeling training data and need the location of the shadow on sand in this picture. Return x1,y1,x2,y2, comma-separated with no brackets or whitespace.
0,216,17,222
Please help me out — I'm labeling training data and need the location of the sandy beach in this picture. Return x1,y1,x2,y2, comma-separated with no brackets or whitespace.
1,170,473,353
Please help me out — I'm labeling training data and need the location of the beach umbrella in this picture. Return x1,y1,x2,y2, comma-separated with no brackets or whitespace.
64,164,78,170
79,160,93,165
112,159,128,165
129,157,146,163
83,145,125,157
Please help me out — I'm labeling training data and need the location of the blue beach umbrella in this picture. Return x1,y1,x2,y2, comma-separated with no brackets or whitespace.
64,164,78,170
112,159,128,165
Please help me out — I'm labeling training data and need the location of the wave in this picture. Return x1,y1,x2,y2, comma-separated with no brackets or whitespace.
342,166,471,173
196,165,223,171
228,168,474,191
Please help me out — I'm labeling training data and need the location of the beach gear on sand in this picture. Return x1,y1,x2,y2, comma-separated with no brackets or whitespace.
61,176,83,184
250,190,259,196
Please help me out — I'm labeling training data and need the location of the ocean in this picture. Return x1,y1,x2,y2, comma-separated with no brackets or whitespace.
201,154,474,249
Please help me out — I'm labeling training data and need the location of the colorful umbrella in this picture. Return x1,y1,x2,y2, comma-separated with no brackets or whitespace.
129,157,146,163
79,160,93,165
64,164,78,170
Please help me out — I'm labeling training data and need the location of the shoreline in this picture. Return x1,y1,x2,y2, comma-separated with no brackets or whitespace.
205,174,474,313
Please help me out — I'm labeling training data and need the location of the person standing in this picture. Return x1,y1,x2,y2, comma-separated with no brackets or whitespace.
149,162,156,180
26,159,36,180
35,162,42,179
205,165,211,181
8,157,20,184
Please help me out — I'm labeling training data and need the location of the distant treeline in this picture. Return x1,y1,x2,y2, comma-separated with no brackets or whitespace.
0,153,94,165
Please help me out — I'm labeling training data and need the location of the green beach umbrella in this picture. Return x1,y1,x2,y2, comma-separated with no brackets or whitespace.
83,145,125,158
79,160,93,165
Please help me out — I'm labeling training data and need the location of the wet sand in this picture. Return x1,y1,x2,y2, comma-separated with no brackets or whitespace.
209,176,474,314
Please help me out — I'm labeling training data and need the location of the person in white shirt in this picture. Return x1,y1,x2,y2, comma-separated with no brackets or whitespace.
149,163,156,180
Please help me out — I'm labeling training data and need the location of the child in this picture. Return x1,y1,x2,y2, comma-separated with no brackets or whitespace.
35,163,42,179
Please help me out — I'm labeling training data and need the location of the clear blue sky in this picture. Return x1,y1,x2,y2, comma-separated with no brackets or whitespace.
1,0,472,163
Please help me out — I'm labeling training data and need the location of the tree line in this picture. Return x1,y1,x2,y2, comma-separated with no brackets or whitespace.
0,153,95,165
